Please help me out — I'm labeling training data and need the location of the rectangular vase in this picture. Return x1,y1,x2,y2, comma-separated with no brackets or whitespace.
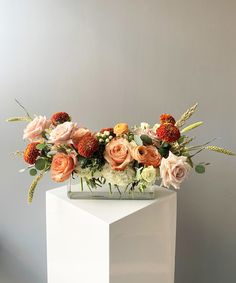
67,177,157,200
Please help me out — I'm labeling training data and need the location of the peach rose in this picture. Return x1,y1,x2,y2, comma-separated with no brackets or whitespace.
113,123,129,136
145,145,162,168
104,137,133,170
23,116,50,142
51,153,77,182
48,122,77,144
71,127,90,147
160,151,191,189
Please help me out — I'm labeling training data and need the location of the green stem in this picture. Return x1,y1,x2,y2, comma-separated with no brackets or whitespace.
124,184,129,193
115,185,121,195
185,138,217,151
190,148,205,158
80,177,83,191
109,183,112,194
15,99,32,119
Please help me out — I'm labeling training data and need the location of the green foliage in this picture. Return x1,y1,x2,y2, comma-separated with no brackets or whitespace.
35,158,47,170
140,135,152,145
158,142,171,158
78,143,106,172
133,135,143,146
29,168,37,176
36,143,46,150
178,136,186,144
195,164,205,174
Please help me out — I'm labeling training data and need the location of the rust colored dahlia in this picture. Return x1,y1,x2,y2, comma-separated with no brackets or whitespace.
156,123,180,143
24,143,40,164
77,134,99,158
160,113,176,125
51,112,71,125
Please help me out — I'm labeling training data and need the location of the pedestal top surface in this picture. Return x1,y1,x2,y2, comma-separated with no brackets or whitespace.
47,186,176,224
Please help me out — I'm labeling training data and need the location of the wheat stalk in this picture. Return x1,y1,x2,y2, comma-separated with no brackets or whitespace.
175,103,198,128
205,146,235,156
181,121,203,133
6,116,32,122
28,170,45,203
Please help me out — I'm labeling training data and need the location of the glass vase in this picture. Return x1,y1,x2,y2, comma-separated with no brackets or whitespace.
67,176,157,200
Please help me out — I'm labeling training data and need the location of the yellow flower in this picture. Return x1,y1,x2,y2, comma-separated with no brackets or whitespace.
113,123,129,135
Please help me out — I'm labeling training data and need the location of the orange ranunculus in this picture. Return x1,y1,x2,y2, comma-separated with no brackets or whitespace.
131,146,149,164
104,137,133,170
145,145,162,168
51,153,76,182
131,145,161,167
113,123,129,136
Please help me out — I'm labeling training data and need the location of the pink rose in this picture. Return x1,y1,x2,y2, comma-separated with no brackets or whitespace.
48,122,77,144
160,151,191,189
104,137,133,170
23,116,50,142
51,153,77,182
71,127,90,147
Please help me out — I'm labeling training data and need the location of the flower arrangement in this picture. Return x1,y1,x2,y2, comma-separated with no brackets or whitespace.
7,101,235,202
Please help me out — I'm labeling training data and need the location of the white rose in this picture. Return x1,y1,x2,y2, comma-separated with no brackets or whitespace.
49,122,77,144
23,116,50,142
160,151,191,189
141,166,157,183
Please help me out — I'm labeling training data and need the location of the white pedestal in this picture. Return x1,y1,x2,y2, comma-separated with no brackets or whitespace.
46,186,176,283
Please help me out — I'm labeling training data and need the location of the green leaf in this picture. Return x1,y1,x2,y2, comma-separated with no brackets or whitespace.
195,164,205,174
35,158,46,170
29,168,37,176
140,135,152,145
187,157,194,168
133,135,143,146
161,142,171,149
158,147,169,158
36,143,46,150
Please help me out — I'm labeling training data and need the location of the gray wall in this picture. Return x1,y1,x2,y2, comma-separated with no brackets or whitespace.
0,0,236,282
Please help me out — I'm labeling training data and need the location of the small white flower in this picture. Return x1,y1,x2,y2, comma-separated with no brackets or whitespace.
140,122,150,130
99,138,104,143
104,131,109,136
105,138,109,143
152,123,160,132
109,136,113,140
